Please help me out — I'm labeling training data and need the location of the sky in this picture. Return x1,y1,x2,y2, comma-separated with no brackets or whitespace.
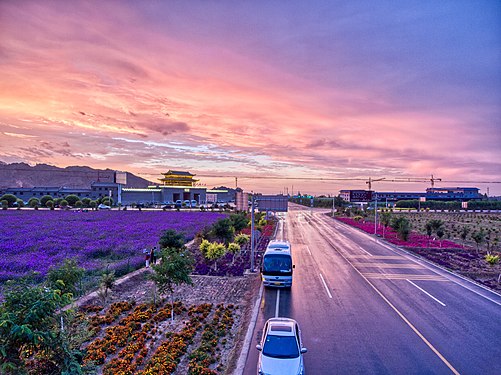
1,0,500,195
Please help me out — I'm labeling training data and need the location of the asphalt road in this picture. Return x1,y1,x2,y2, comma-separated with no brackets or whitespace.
242,204,501,375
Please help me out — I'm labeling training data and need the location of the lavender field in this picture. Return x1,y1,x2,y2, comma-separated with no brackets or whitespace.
0,210,225,283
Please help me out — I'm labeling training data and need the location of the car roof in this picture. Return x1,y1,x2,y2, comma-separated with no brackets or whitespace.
266,318,297,336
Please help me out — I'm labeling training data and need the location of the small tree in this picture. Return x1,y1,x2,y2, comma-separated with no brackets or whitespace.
15,199,24,210
74,201,83,209
472,230,485,253
436,229,445,247
206,242,227,272
89,200,97,210
0,194,17,207
150,248,193,321
81,198,91,208
0,277,80,374
40,195,54,207
1,199,8,210
380,211,392,238
211,218,235,244
46,259,85,297
460,226,469,248
159,229,186,250
46,200,54,210
59,199,69,209
97,269,116,304
391,216,411,241
28,197,40,209
65,195,80,207
229,213,249,232
199,239,211,258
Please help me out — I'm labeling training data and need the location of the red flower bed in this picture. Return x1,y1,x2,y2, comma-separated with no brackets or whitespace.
336,217,464,249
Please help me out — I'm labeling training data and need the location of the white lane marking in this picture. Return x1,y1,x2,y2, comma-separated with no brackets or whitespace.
275,289,280,317
358,245,373,257
329,244,460,375
376,240,501,307
407,279,446,307
319,273,333,299
306,246,312,256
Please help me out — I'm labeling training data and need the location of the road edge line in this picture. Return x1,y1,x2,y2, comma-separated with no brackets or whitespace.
234,283,264,375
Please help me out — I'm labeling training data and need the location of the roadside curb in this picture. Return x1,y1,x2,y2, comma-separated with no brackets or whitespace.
233,282,263,375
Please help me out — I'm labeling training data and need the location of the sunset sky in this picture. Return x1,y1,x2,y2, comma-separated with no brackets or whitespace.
1,1,500,195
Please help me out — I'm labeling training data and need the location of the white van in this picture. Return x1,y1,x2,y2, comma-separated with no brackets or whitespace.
261,240,294,288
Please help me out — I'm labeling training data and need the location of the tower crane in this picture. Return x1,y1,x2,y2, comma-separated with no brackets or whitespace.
366,177,385,191
430,174,441,188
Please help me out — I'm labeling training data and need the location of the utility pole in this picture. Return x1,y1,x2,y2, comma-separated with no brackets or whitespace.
235,177,238,189
250,193,255,272
374,192,378,235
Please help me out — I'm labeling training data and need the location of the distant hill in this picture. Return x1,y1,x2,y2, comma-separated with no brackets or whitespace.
0,162,152,188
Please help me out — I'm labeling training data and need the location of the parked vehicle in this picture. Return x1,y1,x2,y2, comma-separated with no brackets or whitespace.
183,199,191,207
175,200,183,208
261,240,294,288
98,203,111,210
256,318,307,375
190,199,198,208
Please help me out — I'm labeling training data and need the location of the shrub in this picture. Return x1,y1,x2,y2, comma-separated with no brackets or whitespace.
28,197,40,208
40,195,54,207
234,234,250,246
65,194,80,206
390,216,411,241
0,194,17,207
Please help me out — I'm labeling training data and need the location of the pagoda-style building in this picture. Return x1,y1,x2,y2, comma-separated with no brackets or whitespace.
158,170,198,187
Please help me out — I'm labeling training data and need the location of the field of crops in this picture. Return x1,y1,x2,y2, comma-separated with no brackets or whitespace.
0,210,225,283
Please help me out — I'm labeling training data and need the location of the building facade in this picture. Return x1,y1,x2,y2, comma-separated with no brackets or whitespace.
340,187,481,203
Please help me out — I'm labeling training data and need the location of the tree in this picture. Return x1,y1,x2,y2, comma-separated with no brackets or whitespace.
436,229,445,247
15,199,24,209
65,195,80,207
206,242,227,271
46,259,85,297
46,200,54,210
74,201,83,208
159,229,186,250
1,200,8,210
40,195,54,207
460,226,469,248
472,230,485,253
60,199,69,209
89,200,97,210
227,242,241,255
199,239,211,258
0,194,17,207
150,248,193,321
211,218,235,244
97,269,116,304
390,216,411,241
229,213,249,232
28,197,39,209
0,277,81,375
379,211,392,238
81,198,91,208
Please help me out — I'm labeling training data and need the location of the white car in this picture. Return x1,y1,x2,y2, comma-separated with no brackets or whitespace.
97,203,111,210
257,318,307,375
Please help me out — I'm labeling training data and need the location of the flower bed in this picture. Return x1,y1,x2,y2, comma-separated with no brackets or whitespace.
78,300,237,374
336,217,463,248
191,222,276,276
0,210,225,283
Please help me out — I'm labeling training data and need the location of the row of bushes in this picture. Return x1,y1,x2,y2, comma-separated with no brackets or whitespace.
395,199,501,211
0,193,113,209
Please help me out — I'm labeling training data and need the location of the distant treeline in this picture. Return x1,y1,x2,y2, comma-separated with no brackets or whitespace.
395,199,501,210
290,196,346,208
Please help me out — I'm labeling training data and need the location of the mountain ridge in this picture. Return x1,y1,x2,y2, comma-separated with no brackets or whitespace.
0,162,152,188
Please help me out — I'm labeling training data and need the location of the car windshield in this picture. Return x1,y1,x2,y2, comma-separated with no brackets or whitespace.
263,254,292,273
263,334,299,359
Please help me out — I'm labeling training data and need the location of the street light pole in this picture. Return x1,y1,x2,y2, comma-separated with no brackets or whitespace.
250,193,255,272
374,192,378,235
